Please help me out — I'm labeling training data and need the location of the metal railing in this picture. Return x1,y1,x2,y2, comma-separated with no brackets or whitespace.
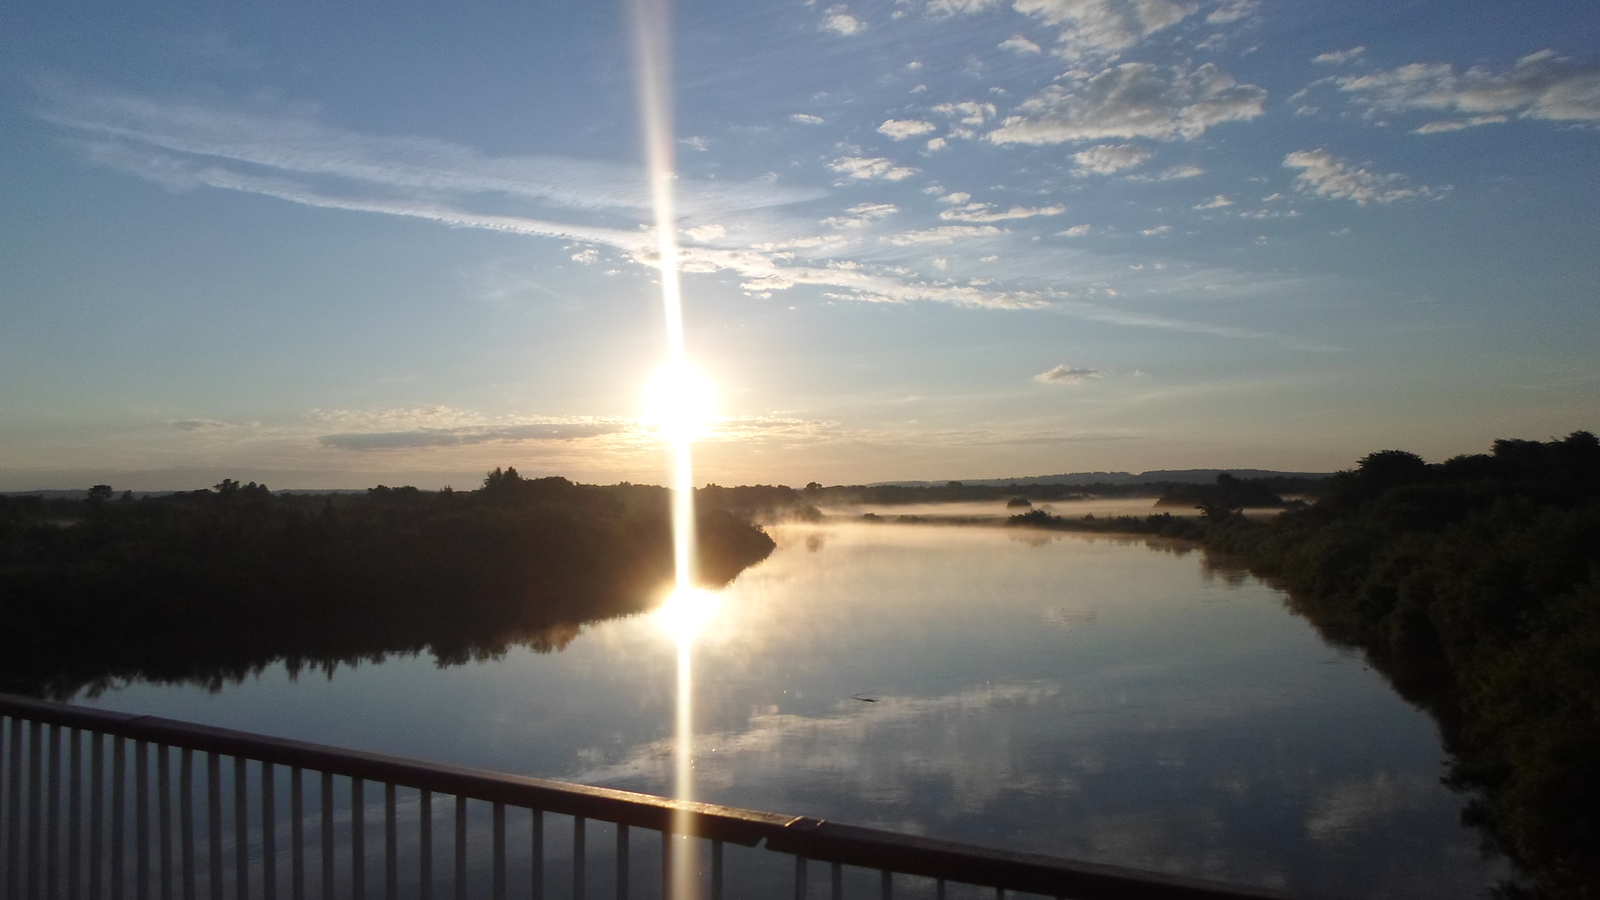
1,693,1300,900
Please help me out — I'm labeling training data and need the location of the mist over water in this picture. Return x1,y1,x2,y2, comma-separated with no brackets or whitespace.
75,517,1506,898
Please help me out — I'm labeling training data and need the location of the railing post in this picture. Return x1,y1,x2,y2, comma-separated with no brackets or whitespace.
29,720,43,900
291,767,304,900
418,790,432,900
384,783,396,900
263,763,277,900
68,728,82,900
612,821,625,900
351,778,364,900
830,862,841,900
529,808,542,900
7,717,23,900
711,840,724,900
111,734,124,900
794,854,807,900
493,802,506,900
207,753,222,900
48,724,62,900
159,746,173,900
135,740,148,900
453,796,466,900
320,773,333,900
573,816,585,900
235,756,250,900
88,733,103,900
180,749,195,900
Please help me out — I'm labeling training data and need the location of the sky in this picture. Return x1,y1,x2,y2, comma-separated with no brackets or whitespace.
1,0,1597,490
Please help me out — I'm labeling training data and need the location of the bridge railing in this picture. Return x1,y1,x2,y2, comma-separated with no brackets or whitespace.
1,692,1300,900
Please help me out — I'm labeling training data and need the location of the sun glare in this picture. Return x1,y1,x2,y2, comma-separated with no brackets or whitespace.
643,360,717,442
657,586,719,642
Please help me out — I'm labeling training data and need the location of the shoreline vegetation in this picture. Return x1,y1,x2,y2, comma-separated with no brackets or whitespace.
0,467,774,701
1009,432,1600,900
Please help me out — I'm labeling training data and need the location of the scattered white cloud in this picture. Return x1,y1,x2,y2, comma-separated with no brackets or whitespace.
570,248,598,263
987,63,1267,144
1036,364,1103,384
878,118,937,140
1413,114,1509,134
1193,194,1233,209
1129,163,1205,181
932,101,999,125
883,225,1004,245
1283,149,1442,204
1206,0,1258,24
941,192,973,203
1059,224,1092,236
926,136,948,151
1312,46,1365,66
939,203,1065,222
1337,50,1600,125
679,135,709,151
926,0,1005,15
790,113,825,124
1141,225,1172,235
999,35,1043,54
829,156,919,181
684,224,726,242
1071,142,1152,175
821,4,866,34
821,202,899,228
1014,0,1190,61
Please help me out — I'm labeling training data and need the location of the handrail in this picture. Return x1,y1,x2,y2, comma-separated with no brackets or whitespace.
1,692,1310,900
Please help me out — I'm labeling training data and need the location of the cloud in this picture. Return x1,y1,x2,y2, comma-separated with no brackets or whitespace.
1059,224,1092,236
790,113,825,124
1141,224,1171,235
877,118,937,140
829,156,919,181
926,136,948,151
1283,149,1442,204
35,81,820,217
883,225,1004,245
1014,0,1190,61
1193,194,1233,209
821,4,865,35
1312,46,1365,66
1071,142,1152,174
1035,364,1103,384
939,203,1066,222
1336,50,1600,125
319,421,629,451
987,63,1267,144
1413,115,1509,133
684,224,726,242
932,101,999,127
1144,163,1204,181
821,202,899,228
999,35,1043,55
570,248,598,264
1205,0,1258,24
926,0,1005,15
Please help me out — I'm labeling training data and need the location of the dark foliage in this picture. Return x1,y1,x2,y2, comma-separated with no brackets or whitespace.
0,469,774,700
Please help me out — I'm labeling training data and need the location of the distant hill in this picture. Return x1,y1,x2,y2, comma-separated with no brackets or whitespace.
869,469,1335,488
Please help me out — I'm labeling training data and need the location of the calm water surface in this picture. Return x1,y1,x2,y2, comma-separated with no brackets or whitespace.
77,520,1505,898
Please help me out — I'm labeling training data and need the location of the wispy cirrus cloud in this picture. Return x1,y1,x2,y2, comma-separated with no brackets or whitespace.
1283,149,1444,205
988,63,1267,145
1334,50,1600,128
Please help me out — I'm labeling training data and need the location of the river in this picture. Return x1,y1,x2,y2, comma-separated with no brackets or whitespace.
74,514,1507,898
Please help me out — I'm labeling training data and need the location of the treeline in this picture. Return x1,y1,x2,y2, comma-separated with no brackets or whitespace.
1013,432,1600,900
0,468,775,699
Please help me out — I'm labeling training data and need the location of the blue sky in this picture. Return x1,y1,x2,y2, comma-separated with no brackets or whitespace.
1,0,1596,489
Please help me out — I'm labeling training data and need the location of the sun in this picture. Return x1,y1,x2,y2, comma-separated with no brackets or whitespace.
642,359,717,442
657,586,718,642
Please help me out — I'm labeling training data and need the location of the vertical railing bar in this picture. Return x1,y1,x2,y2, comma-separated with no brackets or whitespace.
6,717,24,900
263,763,277,900
0,717,8,898
28,720,43,900
68,728,82,900
351,779,365,900
208,753,222,900
135,741,149,900
418,791,432,900
47,724,62,900
935,878,946,900
707,839,720,896
453,796,466,900
383,783,396,900
657,828,666,900
320,772,334,900
794,854,807,900
159,746,173,900
180,749,195,900
612,821,625,900
572,817,585,900
880,868,891,900
830,862,842,900
492,802,506,900
111,734,125,900
88,733,103,900
290,768,304,900
711,840,724,900
529,808,542,900
235,756,250,900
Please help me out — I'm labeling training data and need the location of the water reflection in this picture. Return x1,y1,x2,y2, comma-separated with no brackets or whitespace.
75,520,1507,899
